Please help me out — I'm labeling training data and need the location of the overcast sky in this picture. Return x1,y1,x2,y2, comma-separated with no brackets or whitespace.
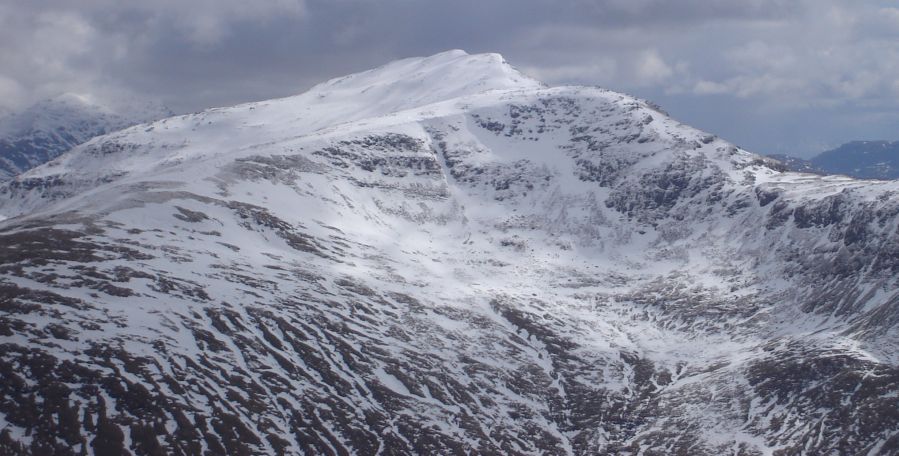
1,0,898,157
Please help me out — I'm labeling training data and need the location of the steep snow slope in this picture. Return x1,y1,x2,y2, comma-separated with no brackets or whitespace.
0,94,171,183
1,51,898,455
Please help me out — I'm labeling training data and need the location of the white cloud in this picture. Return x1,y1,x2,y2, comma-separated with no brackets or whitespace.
144,0,307,45
693,80,730,96
634,50,674,86
30,11,98,67
725,41,795,71
0,0,308,110
522,58,619,85
0,75,26,109
860,7,899,38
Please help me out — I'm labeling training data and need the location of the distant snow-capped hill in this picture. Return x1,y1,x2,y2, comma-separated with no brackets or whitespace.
1,50,898,455
766,153,823,174
771,141,899,180
812,140,899,179
0,93,171,182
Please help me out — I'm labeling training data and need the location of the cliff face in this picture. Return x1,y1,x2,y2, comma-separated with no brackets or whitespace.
1,51,897,455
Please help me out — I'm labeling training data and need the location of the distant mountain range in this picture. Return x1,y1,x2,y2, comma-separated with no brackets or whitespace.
770,140,899,179
811,140,899,179
0,94,171,182
766,154,824,174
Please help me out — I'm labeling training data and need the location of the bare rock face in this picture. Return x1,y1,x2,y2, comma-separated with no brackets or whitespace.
1,51,898,455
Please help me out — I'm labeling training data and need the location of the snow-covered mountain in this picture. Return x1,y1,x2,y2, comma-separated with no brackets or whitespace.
1,50,898,455
0,94,171,183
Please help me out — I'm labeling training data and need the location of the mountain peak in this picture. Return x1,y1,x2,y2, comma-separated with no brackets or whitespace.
299,50,543,114
37,92,104,109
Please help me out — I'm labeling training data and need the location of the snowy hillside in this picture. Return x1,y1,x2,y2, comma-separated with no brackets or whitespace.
0,94,171,183
1,50,898,455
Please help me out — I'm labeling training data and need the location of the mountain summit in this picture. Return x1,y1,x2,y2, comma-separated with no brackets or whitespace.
302,49,544,110
1,51,898,455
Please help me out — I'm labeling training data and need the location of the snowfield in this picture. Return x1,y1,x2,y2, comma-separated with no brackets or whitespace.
0,50,898,455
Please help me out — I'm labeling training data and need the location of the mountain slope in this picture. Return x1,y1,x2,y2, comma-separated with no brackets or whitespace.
1,50,898,455
0,94,171,183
